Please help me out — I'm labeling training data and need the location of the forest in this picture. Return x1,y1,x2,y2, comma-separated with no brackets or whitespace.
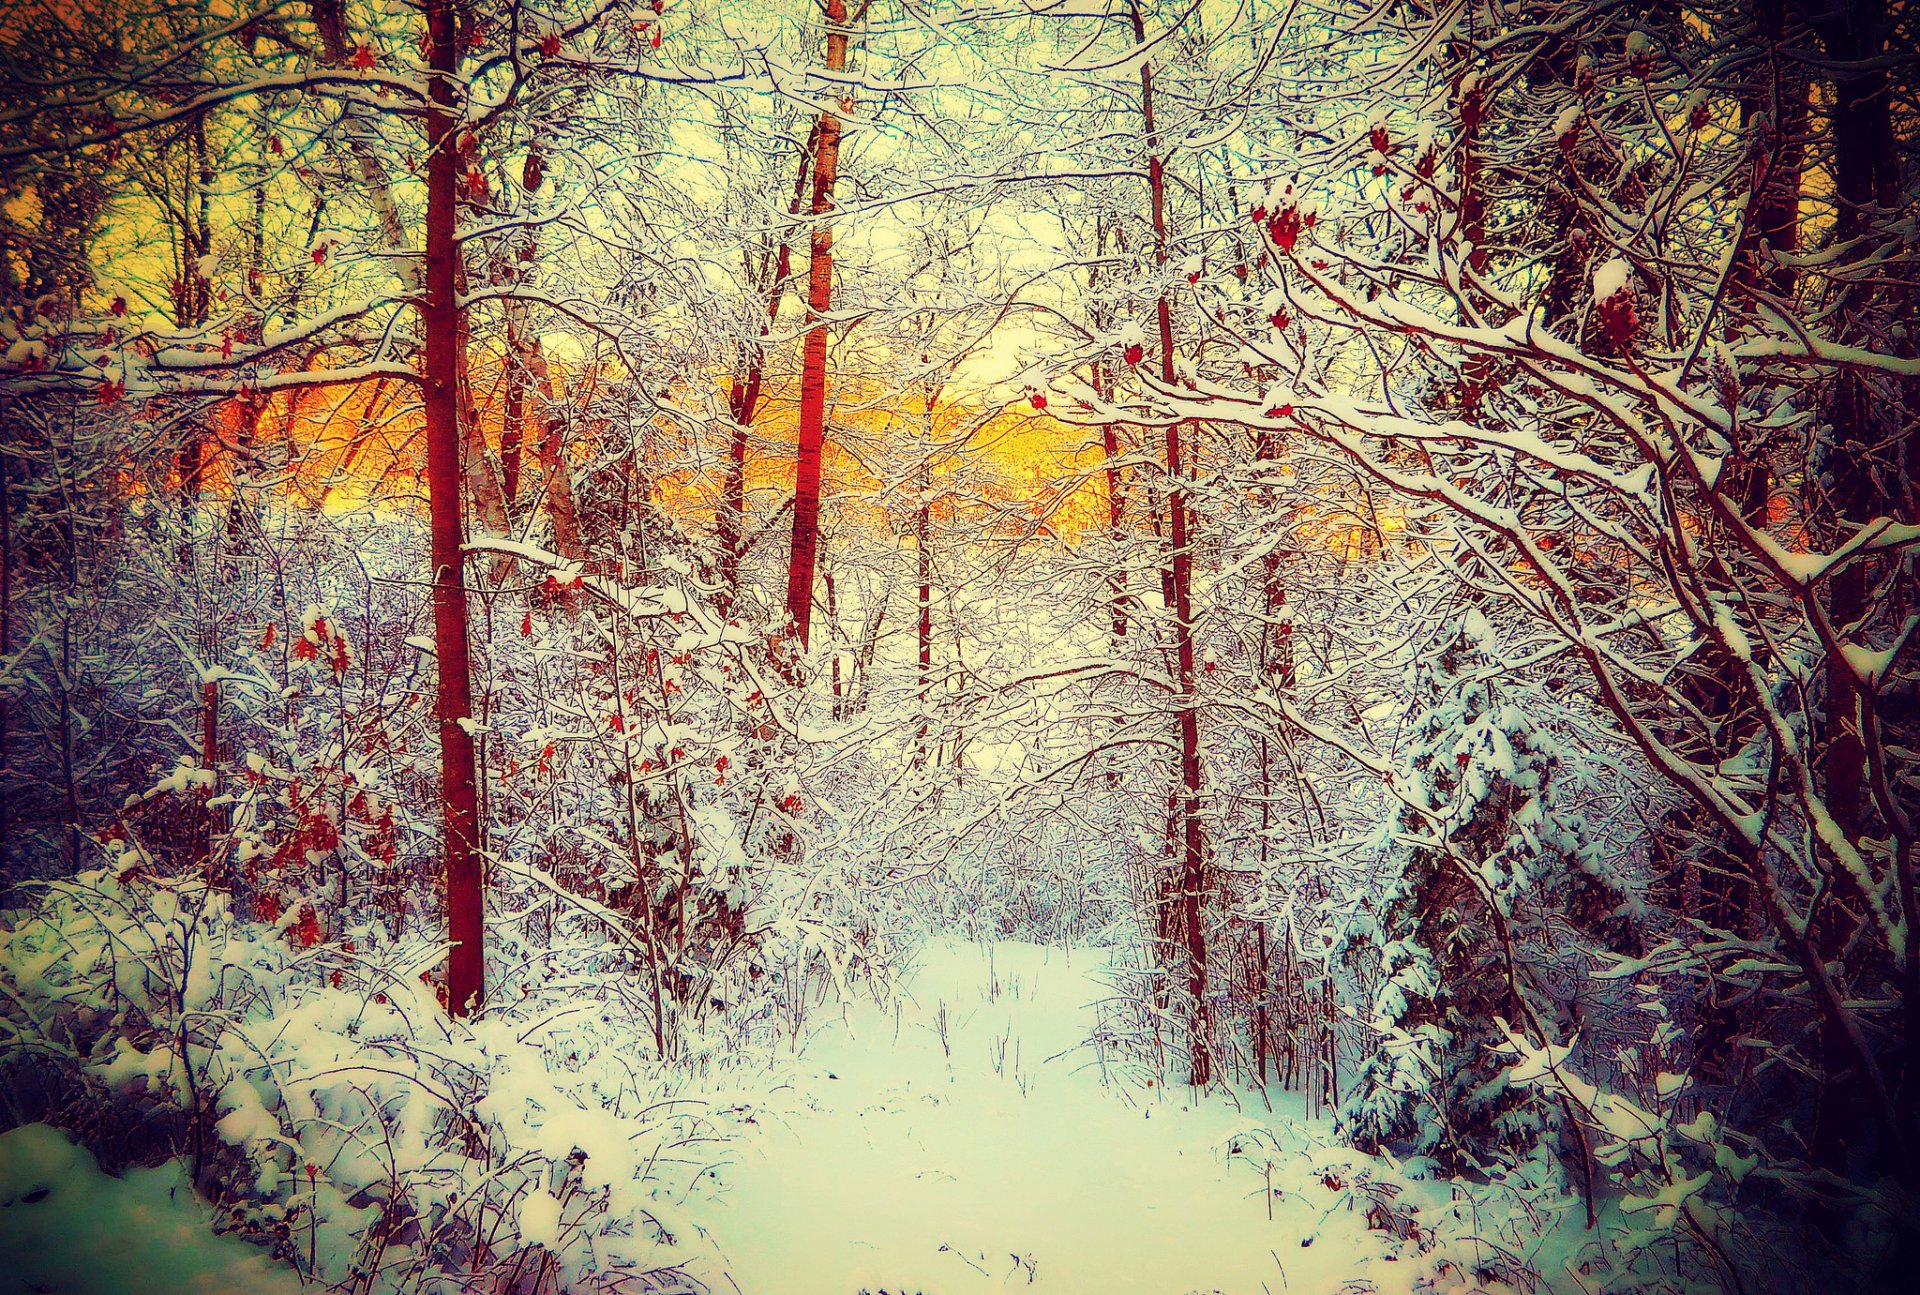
0,0,1915,1291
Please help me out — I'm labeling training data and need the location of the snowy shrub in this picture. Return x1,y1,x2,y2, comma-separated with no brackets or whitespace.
1336,612,1642,1172
1499,1022,1911,1295
0,864,719,1293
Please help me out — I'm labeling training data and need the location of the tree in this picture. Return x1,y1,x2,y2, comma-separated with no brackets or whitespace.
784,0,870,649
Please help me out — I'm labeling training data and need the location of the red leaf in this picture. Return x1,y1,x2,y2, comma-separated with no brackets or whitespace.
1267,208,1301,253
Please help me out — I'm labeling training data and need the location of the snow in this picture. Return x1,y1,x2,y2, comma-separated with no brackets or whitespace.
0,1124,304,1295
1593,257,1632,302
701,940,1557,1294
517,1189,565,1250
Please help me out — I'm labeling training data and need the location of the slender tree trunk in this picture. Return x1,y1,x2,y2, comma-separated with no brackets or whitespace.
199,679,223,876
527,340,582,561
1803,0,1909,1179
915,389,934,765
721,123,819,609
1101,421,1132,641
1088,224,1131,642
1131,0,1210,1087
177,115,215,524
1686,2,1809,1034
784,0,857,648
1453,64,1492,421
1818,44,1888,849
424,0,484,1018
1727,0,1808,521
457,297,510,541
501,299,529,513
0,432,10,876
1254,431,1295,692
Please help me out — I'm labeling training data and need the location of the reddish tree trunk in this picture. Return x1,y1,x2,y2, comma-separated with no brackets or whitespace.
1133,0,1210,1087
784,0,854,648
424,0,484,1018
1254,431,1295,691
1726,0,1808,523
915,390,935,764
1454,62,1493,422
720,124,819,608
1102,420,1129,641
196,679,219,872
502,304,528,512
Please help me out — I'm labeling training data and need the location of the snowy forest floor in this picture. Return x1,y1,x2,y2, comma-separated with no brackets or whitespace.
0,938,1588,1295
695,941,1580,1295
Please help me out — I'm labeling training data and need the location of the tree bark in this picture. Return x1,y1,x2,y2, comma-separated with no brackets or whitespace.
1131,0,1210,1088
721,122,819,610
424,0,484,1018
783,0,858,648
915,387,934,765
526,339,582,561
501,299,528,511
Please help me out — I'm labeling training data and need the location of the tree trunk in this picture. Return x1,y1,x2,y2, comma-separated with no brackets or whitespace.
456,294,510,541
1132,0,1210,1088
527,339,582,561
1088,224,1131,642
177,115,215,525
501,297,530,513
721,123,819,610
424,0,485,1019
1727,0,1808,521
1806,0,1901,1179
1100,418,1132,642
0,437,11,876
915,389,934,765
784,0,856,648
1453,65,1493,422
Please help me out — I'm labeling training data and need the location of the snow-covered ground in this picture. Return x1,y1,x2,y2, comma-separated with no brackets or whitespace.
0,1124,304,1295
0,938,1577,1294
702,941,1566,1295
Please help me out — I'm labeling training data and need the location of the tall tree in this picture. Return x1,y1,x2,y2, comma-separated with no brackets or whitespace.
784,0,868,649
